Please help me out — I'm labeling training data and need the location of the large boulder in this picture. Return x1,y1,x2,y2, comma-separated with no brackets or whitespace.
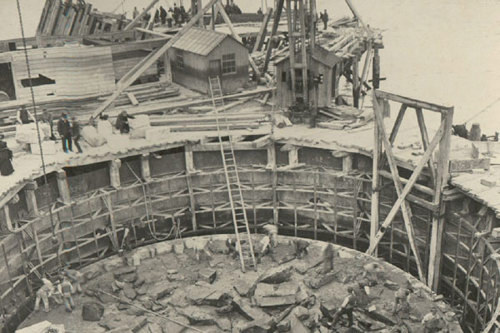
82,302,105,321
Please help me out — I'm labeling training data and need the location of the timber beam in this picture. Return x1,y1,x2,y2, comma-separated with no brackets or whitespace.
56,170,71,205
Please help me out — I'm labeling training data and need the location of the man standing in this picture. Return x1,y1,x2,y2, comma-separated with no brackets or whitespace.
71,116,83,154
57,112,72,153
41,109,56,140
322,9,328,30
332,287,358,327
133,6,139,19
160,6,167,25
34,278,54,312
16,106,35,124
0,137,14,176
58,275,75,312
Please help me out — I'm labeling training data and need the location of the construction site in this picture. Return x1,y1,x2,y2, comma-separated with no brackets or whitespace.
0,0,499,332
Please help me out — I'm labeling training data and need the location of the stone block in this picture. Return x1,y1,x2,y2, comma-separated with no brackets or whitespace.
198,268,217,284
306,272,338,289
180,306,217,326
259,266,293,284
113,266,137,278
123,285,137,300
232,297,272,323
155,242,173,255
149,281,176,300
82,302,105,321
173,242,185,254
233,279,252,297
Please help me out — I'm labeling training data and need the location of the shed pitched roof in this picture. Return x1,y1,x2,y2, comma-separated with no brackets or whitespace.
172,28,233,56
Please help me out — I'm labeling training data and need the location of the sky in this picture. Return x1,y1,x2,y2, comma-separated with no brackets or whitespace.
1,0,499,132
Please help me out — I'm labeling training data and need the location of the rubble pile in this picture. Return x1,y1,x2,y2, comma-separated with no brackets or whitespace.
19,235,462,333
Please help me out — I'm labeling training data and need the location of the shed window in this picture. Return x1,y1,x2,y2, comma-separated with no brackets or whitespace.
222,53,236,74
176,50,184,69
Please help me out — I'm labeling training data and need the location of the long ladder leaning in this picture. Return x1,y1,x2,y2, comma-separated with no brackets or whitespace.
208,76,257,272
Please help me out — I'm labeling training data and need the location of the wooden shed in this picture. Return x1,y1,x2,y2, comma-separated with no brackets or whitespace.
0,45,115,101
275,46,341,108
167,28,249,94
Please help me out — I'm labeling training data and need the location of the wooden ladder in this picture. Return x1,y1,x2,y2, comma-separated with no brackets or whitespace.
208,76,257,272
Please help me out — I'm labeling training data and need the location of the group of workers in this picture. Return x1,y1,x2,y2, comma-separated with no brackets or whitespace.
134,4,188,28
34,269,83,313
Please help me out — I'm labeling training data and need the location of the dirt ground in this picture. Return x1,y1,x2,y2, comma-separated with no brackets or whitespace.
18,235,462,333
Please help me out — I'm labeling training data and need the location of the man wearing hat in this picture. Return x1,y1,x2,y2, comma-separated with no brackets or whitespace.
57,112,72,153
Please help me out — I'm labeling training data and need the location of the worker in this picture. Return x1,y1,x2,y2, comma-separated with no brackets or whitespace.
321,9,328,30
57,112,72,153
71,116,83,154
322,243,335,273
0,138,14,176
34,278,54,312
133,6,139,19
354,282,370,308
194,239,213,261
159,6,167,25
226,237,239,258
58,275,75,312
263,223,278,247
294,239,310,259
154,8,160,24
115,110,135,134
63,268,83,294
362,262,384,285
41,109,56,140
179,5,187,24
257,7,263,15
393,285,411,317
332,287,358,327
421,307,443,333
16,106,35,124
257,232,273,262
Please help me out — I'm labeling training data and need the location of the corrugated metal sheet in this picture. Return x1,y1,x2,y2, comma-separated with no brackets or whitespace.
172,28,228,56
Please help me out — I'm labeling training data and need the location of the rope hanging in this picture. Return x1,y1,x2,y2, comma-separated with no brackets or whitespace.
16,0,57,239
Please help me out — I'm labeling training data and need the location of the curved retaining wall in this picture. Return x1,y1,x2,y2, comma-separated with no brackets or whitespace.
0,143,498,333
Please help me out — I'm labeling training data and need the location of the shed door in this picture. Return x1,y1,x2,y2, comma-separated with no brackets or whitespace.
208,60,221,78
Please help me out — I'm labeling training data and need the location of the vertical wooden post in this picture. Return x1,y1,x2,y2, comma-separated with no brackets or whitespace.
165,52,172,83
140,153,152,181
25,181,39,217
352,56,360,108
268,143,278,224
56,170,71,204
372,48,380,89
184,144,197,231
370,109,381,254
313,170,318,240
105,194,119,251
289,146,299,167
285,0,296,103
427,108,453,291
342,154,353,173
3,205,11,231
109,159,122,189
197,0,203,27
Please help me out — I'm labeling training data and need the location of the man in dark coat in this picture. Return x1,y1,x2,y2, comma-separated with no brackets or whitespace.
159,6,167,25
71,116,83,153
115,111,135,134
322,9,328,30
0,138,14,176
57,112,72,153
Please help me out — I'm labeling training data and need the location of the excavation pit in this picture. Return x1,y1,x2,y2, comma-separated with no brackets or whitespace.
18,235,461,332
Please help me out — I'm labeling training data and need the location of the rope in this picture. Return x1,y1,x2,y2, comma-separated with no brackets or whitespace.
16,0,56,240
463,95,500,124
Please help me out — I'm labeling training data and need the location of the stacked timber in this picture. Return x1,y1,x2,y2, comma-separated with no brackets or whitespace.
36,0,131,38
318,26,383,59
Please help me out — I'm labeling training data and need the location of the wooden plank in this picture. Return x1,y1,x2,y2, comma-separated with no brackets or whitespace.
370,111,380,253
415,107,436,185
389,104,407,143
126,92,139,106
134,27,172,39
427,108,453,291
375,90,453,114
124,0,160,30
91,0,220,120
263,0,284,72
252,8,273,53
